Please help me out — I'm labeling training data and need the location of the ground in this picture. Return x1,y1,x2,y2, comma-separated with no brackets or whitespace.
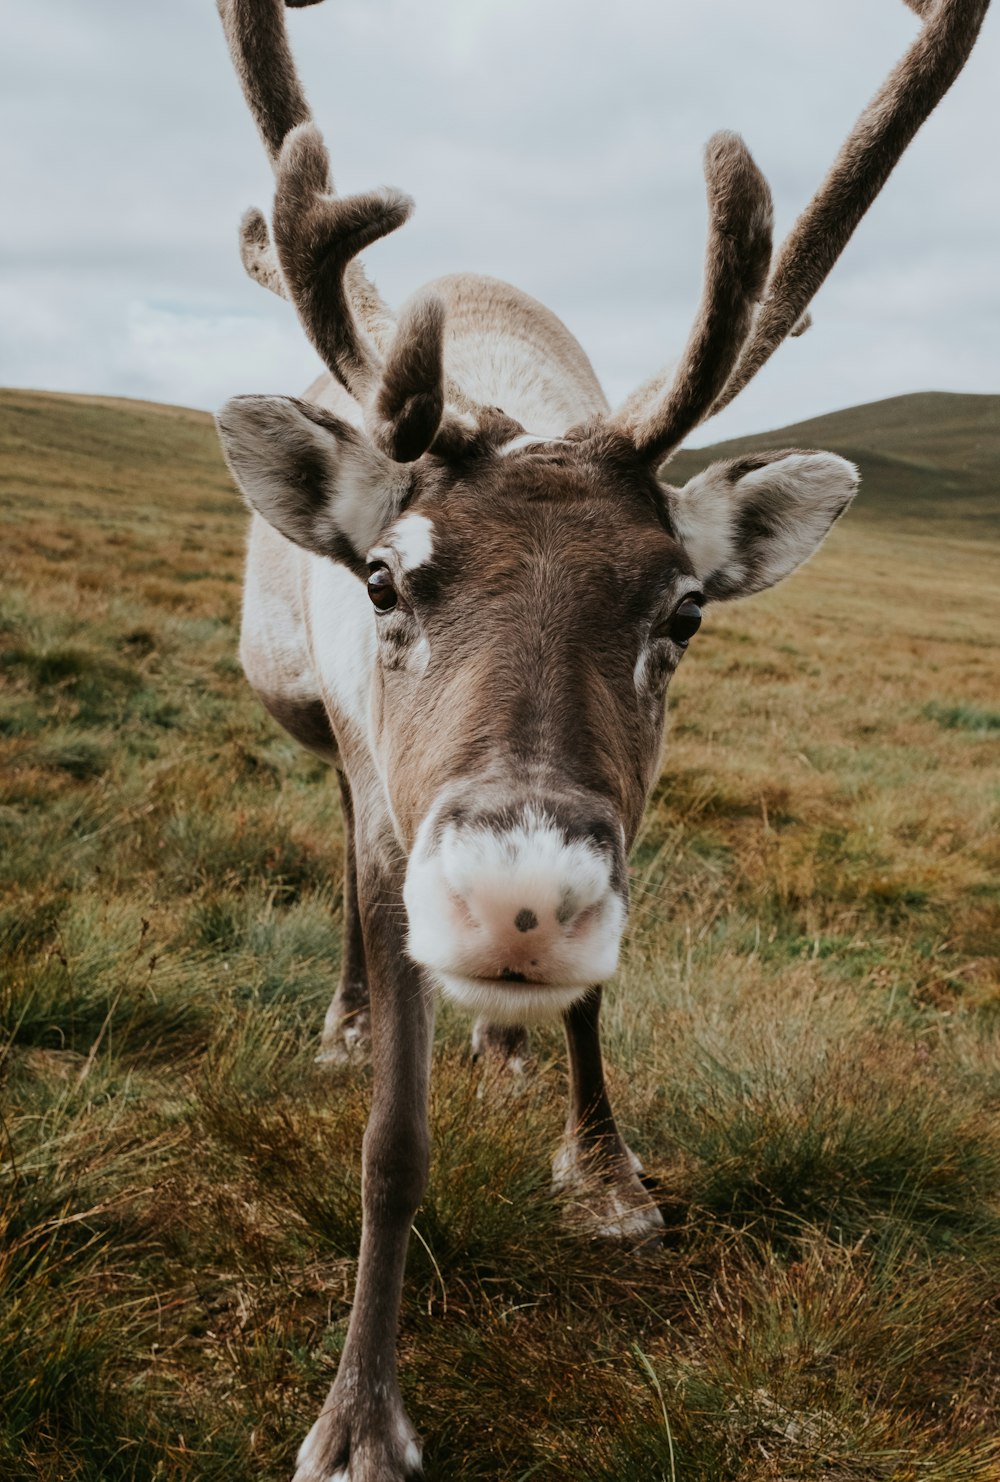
2,387,999,1480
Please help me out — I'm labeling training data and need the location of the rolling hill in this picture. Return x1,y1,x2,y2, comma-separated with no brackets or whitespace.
3,384,997,537
669,390,1000,528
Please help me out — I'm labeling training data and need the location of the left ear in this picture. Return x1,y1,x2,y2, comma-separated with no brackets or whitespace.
666,449,858,601
216,394,411,566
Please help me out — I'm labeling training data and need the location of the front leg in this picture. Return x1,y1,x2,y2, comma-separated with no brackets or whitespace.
295,826,431,1482
554,986,664,1243
317,770,371,1065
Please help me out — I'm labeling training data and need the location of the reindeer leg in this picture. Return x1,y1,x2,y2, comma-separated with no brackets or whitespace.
318,770,370,1064
554,986,664,1243
470,1018,530,1076
296,828,432,1482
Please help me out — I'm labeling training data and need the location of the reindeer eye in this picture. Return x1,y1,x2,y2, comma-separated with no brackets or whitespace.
367,565,398,612
669,595,703,647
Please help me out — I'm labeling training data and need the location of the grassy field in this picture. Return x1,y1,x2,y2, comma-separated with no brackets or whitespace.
2,385,999,1481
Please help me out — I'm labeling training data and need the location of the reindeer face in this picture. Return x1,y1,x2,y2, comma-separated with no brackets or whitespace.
218,395,856,1022
365,443,690,837
362,444,693,1021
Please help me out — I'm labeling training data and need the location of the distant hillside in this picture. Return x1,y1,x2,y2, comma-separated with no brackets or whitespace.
669,391,1000,530
0,388,229,524
2,386,997,537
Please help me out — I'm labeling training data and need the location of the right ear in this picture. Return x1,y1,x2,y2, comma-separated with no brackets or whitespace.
216,395,411,566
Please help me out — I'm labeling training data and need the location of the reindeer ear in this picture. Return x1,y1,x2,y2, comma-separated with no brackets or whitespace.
667,449,858,601
216,395,410,564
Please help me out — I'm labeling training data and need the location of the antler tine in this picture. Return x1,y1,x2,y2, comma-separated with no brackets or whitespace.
272,123,413,401
239,208,287,298
710,0,990,419
609,132,773,464
217,0,398,354
369,292,448,462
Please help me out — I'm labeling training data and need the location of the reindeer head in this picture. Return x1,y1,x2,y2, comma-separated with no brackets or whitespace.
216,0,988,1022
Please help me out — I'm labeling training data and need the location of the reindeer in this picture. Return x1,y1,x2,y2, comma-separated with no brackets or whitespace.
213,1,989,1476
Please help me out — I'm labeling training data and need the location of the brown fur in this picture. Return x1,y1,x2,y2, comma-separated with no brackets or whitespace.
368,293,447,463
272,124,411,401
356,441,684,859
255,689,336,759
325,808,431,1480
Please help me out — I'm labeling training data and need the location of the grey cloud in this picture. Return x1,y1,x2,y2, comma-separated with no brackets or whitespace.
1,0,996,442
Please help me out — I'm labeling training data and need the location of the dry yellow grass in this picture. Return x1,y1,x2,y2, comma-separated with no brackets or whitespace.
2,388,999,1480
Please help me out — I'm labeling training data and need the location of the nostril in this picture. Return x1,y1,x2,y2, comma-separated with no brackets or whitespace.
514,908,538,933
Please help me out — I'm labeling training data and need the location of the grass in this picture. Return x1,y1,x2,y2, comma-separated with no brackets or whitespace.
1,385,999,1480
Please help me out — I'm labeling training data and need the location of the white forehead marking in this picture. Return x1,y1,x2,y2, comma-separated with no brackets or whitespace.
498,432,569,456
390,512,435,571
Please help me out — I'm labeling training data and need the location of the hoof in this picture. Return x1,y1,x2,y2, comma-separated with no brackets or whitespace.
316,1006,371,1066
553,1137,666,1245
293,1397,422,1482
471,1017,530,1079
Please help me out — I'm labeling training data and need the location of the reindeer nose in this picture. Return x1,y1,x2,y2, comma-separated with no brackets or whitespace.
450,881,602,954
403,786,630,1014
401,795,627,1004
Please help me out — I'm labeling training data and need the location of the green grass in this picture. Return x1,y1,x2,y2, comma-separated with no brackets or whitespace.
924,700,1000,735
2,386,999,1480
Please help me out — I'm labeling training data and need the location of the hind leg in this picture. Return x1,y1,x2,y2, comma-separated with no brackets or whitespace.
471,1018,530,1075
317,771,371,1064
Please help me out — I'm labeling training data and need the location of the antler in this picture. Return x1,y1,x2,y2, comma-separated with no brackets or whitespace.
219,0,492,454
710,0,991,418
271,123,412,403
609,132,773,462
616,0,990,463
217,0,397,355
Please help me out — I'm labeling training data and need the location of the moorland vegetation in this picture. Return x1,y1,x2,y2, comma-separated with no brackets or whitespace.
2,386,999,1479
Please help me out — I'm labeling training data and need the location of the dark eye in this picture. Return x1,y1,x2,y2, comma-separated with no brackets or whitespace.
668,595,703,647
367,564,398,612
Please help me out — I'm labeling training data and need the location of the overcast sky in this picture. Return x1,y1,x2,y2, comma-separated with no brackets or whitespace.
2,0,996,444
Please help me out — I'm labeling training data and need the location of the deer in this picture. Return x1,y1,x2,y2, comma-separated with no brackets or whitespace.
213,1,989,1477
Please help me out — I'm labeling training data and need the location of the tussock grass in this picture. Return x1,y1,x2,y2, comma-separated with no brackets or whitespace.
2,388,999,1479
924,701,1000,735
